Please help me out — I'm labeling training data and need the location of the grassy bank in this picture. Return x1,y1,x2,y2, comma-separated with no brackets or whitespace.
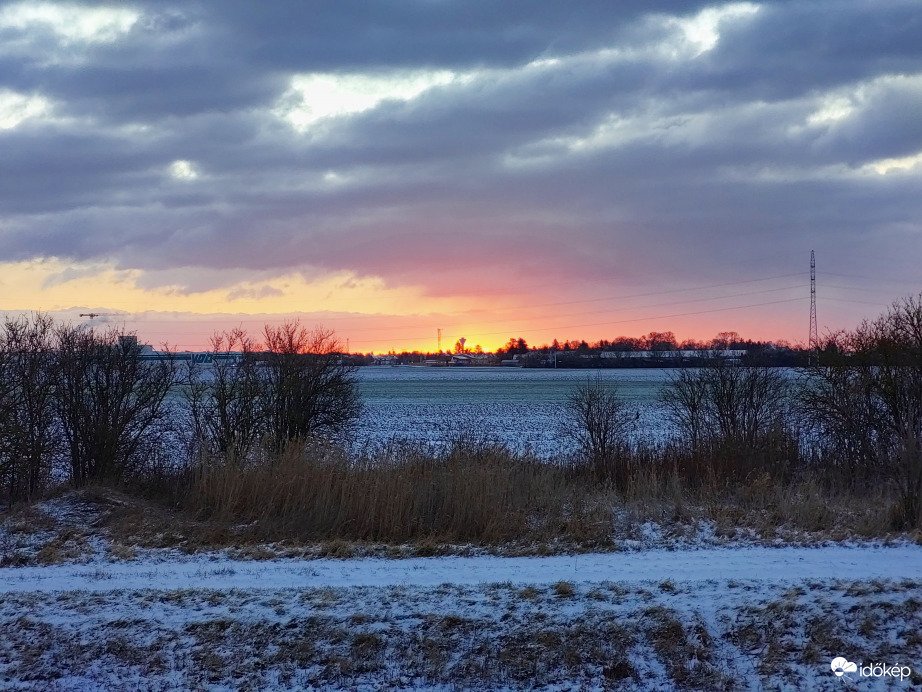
77,440,910,556
3,576,921,690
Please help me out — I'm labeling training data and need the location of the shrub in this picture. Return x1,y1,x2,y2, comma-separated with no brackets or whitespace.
53,326,177,486
661,360,791,456
0,313,58,502
260,322,362,453
802,294,922,527
183,329,264,465
564,374,636,479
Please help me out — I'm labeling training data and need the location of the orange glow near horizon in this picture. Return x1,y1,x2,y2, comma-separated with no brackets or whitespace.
0,257,895,354
108,302,822,354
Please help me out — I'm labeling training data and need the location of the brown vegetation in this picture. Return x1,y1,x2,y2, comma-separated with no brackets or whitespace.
123,439,906,552
3,580,920,690
1,295,921,549
172,443,609,546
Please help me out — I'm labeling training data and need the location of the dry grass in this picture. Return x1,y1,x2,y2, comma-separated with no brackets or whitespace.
35,530,89,565
3,580,921,690
111,440,909,551
644,606,733,690
174,444,616,547
553,581,574,598
5,438,906,555
4,505,56,534
109,543,136,560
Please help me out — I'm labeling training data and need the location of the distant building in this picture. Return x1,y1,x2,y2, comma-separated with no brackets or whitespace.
449,353,492,366
599,349,747,361
138,345,243,364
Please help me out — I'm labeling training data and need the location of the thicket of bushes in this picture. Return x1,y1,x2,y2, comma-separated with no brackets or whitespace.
565,294,922,528
0,319,358,503
1,294,920,540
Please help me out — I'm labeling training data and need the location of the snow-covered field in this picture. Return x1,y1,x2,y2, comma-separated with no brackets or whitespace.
353,367,672,456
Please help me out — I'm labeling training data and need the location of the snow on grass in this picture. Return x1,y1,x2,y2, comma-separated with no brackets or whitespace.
3,490,919,572
1,567,920,690
3,545,922,593
3,512,922,690
2,492,921,688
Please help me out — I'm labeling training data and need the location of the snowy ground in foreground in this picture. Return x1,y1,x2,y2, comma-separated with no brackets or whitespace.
3,546,922,691
3,545,922,593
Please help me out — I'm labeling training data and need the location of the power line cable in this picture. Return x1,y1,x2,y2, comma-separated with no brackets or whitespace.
459,272,807,314
116,271,808,331
817,270,920,288
822,283,916,298
348,297,806,345
822,296,892,308
254,282,807,334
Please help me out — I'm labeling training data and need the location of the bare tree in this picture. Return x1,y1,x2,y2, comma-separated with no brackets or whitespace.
565,374,636,476
0,322,19,502
261,322,361,453
800,331,886,474
53,326,178,485
0,314,59,501
660,367,708,453
802,294,922,526
661,360,790,454
184,329,264,464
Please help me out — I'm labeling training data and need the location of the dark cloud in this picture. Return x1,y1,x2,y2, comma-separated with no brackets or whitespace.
0,0,920,314
210,0,715,71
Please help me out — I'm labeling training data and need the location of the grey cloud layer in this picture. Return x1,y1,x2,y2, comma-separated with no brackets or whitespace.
1,0,920,295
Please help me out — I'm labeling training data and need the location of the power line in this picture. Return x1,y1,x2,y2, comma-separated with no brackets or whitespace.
821,283,915,297
822,296,890,307
118,275,807,336
817,270,920,288
216,282,805,336
347,296,806,345
104,271,808,328
401,284,806,331
124,291,810,344
459,271,808,314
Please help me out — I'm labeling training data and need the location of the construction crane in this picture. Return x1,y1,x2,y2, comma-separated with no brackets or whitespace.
78,312,123,320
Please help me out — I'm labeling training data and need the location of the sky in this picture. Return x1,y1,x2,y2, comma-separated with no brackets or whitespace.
1,0,920,353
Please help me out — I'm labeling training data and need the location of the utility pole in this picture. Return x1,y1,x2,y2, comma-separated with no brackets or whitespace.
809,250,818,365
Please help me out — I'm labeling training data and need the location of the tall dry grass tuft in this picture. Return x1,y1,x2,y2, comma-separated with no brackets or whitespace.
179,442,614,546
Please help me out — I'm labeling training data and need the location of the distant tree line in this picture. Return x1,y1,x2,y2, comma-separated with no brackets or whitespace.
369,330,803,367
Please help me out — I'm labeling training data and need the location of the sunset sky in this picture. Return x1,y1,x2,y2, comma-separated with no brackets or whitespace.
1,1,920,352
